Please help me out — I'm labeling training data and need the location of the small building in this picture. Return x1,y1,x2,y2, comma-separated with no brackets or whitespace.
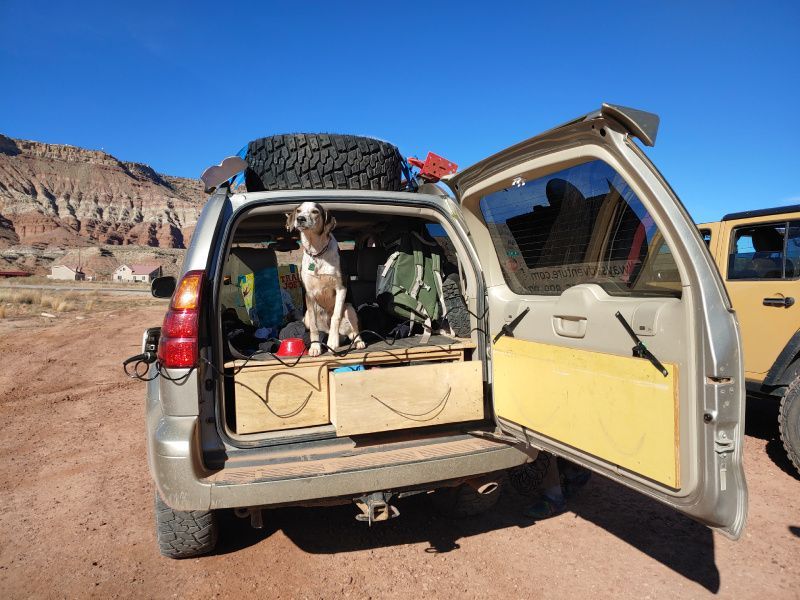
113,263,162,283
48,264,85,281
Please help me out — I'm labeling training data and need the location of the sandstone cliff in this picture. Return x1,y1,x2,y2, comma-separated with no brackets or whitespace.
0,134,204,251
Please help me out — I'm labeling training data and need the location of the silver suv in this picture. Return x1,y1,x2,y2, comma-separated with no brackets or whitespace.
141,104,748,558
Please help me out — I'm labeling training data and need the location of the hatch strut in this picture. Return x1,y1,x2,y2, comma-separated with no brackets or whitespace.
614,311,669,377
493,307,531,344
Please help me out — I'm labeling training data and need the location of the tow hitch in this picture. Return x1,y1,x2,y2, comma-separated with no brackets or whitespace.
354,492,400,525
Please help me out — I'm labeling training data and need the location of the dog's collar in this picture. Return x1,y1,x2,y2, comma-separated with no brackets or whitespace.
303,236,332,258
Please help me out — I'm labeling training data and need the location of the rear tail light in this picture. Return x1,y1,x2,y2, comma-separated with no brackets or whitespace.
157,270,204,369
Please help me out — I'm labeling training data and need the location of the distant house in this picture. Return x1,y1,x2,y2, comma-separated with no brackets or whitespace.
113,263,162,283
48,264,85,281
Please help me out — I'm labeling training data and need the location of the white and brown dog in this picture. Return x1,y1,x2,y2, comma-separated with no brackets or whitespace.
286,202,365,356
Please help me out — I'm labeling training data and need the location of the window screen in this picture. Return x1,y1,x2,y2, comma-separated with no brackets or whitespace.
728,221,799,280
479,159,681,297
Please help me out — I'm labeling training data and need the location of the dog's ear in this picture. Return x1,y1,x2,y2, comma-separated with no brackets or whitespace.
324,216,337,235
285,209,296,232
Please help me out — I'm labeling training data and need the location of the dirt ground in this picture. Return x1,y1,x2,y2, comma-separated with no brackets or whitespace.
0,303,798,599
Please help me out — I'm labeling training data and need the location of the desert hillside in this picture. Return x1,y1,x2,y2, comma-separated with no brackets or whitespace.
0,134,205,275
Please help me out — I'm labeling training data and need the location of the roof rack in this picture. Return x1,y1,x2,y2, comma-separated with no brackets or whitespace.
722,204,800,221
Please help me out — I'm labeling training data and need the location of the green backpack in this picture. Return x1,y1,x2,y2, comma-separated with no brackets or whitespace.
376,230,448,338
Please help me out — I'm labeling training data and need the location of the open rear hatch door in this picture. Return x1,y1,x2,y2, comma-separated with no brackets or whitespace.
446,104,748,539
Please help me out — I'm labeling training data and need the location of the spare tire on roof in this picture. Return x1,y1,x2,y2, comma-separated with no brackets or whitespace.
244,133,403,192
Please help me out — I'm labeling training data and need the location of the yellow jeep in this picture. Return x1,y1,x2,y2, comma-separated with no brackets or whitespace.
699,206,800,474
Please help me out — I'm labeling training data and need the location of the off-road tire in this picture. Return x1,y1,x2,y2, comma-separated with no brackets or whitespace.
154,491,218,558
431,475,505,518
442,273,471,338
244,134,403,192
779,375,800,476
507,452,552,496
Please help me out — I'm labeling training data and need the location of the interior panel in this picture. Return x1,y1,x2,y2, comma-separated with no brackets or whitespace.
494,336,679,487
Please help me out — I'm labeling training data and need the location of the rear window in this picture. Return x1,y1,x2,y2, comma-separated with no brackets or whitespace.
479,159,681,298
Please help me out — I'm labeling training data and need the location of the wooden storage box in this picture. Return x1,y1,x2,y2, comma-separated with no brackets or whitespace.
232,363,330,434
330,361,484,436
227,338,478,436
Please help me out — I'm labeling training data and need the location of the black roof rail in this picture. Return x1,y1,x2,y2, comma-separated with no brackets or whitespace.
722,204,800,221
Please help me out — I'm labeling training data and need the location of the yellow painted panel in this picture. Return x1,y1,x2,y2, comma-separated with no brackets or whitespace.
494,338,680,488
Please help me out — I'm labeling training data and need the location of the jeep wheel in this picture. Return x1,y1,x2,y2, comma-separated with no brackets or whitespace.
430,475,505,518
779,375,800,476
154,491,218,558
244,134,404,192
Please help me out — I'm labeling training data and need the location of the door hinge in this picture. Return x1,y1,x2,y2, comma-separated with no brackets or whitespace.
469,429,521,446
714,432,735,454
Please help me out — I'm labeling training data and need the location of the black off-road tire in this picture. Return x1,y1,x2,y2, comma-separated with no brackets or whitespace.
244,134,403,192
442,272,471,338
431,475,505,518
154,491,218,559
507,452,552,496
779,376,800,476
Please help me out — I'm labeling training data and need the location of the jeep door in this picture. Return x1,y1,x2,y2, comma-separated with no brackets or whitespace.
717,217,800,380
446,105,747,538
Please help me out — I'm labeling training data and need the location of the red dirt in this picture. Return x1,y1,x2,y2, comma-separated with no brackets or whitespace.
0,306,798,599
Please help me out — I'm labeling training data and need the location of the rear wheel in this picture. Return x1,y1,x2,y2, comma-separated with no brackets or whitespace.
244,133,403,192
154,491,218,558
779,375,800,476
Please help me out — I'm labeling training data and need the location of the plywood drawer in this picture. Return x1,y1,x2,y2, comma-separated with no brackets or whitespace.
233,364,329,434
330,361,484,436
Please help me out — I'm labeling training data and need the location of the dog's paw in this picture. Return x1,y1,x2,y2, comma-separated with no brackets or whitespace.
354,339,366,350
308,343,323,357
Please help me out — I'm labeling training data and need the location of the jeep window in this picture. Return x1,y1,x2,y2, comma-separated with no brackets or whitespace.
699,228,712,247
478,159,682,297
727,221,799,280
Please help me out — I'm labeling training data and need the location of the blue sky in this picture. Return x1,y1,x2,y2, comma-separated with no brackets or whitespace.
1,1,798,223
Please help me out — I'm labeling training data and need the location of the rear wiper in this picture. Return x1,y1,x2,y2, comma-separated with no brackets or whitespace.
493,307,531,344
614,311,669,377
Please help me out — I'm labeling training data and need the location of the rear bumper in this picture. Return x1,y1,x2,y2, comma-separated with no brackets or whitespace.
147,414,528,511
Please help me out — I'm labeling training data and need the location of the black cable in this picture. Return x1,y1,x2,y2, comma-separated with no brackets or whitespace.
124,287,492,383
204,322,494,380
122,351,196,384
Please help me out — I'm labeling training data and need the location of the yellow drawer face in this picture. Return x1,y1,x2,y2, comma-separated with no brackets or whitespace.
493,338,680,488
233,364,329,434
331,361,484,436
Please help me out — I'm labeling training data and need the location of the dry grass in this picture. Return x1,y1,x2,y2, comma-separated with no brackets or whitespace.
0,289,42,305
0,289,99,315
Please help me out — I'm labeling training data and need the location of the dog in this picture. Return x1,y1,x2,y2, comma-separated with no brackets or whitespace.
286,202,365,356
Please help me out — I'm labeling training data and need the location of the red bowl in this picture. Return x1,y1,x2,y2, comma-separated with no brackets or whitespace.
276,337,306,357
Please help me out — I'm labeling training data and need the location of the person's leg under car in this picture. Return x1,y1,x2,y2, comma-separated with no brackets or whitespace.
523,453,567,519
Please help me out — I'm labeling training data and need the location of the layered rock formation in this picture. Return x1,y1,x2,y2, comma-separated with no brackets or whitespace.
0,134,203,250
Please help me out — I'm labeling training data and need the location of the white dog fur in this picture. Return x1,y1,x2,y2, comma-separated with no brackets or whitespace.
286,202,365,356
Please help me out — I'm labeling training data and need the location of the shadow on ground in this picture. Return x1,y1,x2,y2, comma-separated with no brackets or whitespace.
212,475,720,592
745,394,799,480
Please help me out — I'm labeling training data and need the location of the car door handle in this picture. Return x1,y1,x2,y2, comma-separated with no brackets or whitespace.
552,315,587,338
763,297,795,308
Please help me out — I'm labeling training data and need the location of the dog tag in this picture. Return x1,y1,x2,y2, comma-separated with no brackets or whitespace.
308,262,315,272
